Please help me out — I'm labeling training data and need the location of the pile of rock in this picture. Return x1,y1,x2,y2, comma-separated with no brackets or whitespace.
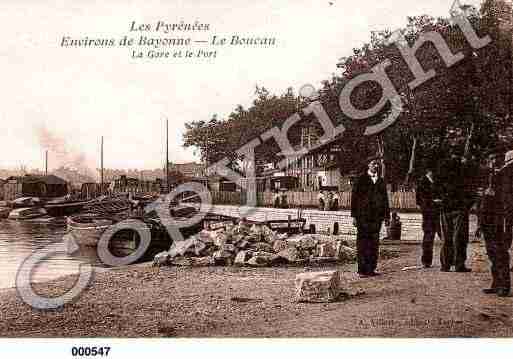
153,223,357,268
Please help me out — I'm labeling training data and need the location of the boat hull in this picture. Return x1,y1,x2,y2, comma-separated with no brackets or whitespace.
44,201,91,217
67,216,113,247
8,207,47,220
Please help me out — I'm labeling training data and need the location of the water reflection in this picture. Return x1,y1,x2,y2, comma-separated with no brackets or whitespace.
0,219,104,289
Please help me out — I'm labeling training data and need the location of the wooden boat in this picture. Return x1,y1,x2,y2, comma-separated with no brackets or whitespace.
67,215,114,246
170,205,198,218
8,207,47,220
0,207,11,219
9,197,42,209
83,198,131,216
67,214,174,261
44,199,92,217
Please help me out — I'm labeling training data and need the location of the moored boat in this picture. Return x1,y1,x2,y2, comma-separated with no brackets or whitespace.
44,199,92,217
0,207,11,219
8,207,47,220
67,215,114,246
67,214,174,261
83,198,131,216
9,197,42,209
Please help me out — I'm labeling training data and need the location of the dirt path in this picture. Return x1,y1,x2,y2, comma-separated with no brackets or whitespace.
0,241,512,337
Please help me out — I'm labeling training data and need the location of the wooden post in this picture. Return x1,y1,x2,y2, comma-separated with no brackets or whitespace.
166,118,170,194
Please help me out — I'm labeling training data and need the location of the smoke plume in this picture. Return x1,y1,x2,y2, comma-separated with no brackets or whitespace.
36,125,97,180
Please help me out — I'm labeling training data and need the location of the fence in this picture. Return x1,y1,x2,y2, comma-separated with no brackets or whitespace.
210,190,419,211
3,181,22,201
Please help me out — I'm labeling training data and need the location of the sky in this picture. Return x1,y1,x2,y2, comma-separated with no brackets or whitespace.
0,0,482,174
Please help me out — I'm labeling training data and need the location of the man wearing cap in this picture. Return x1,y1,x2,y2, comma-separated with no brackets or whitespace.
351,158,391,277
416,166,443,268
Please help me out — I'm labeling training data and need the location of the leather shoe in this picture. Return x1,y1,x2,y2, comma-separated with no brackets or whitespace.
455,267,472,273
369,271,382,276
482,288,497,294
440,267,451,272
497,289,511,297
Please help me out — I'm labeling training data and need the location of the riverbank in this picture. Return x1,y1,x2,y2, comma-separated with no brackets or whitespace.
1,239,512,337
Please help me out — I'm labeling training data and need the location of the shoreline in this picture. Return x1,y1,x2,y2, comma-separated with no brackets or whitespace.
1,241,511,337
0,260,153,293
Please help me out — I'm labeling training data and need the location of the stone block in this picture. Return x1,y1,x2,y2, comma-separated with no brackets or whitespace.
213,250,233,260
152,251,170,267
190,256,215,267
213,233,228,248
247,252,278,267
198,230,215,244
318,242,337,258
277,246,300,263
236,240,250,249
251,242,274,253
234,250,251,266
221,243,236,252
287,235,317,250
170,257,192,266
168,237,197,258
336,243,357,261
273,239,288,253
295,270,341,303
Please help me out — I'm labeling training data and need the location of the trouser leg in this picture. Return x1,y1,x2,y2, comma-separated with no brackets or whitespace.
357,222,380,274
368,222,381,272
483,224,498,288
440,211,455,269
455,211,469,269
421,211,437,266
495,227,511,291
422,230,435,267
356,223,371,274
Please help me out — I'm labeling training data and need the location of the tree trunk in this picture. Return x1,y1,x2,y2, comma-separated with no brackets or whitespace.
405,136,418,185
377,137,386,181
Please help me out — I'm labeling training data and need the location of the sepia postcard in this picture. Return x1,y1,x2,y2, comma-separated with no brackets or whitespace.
0,0,512,356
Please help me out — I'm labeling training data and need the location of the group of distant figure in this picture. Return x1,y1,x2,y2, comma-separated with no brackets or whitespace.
317,190,340,211
272,191,289,209
416,153,512,297
349,153,511,298
272,189,340,211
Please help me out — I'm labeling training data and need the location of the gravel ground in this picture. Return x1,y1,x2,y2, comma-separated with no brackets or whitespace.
1,241,512,337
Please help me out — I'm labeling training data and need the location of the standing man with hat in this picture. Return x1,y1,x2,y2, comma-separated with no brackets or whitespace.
476,153,511,297
416,165,443,268
351,157,391,277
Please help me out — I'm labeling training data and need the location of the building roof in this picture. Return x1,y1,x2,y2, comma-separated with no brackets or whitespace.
22,174,68,185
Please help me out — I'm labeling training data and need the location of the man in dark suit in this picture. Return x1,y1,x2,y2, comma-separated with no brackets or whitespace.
416,167,442,268
439,155,476,272
351,158,391,277
476,154,511,297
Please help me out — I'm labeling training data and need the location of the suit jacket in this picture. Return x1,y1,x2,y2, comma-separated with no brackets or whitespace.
416,175,442,213
351,174,390,223
439,158,477,212
477,172,506,226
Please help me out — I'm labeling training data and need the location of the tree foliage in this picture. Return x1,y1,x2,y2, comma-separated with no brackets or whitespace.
184,0,512,183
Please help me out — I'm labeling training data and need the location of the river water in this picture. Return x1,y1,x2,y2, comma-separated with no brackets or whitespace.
0,219,103,289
